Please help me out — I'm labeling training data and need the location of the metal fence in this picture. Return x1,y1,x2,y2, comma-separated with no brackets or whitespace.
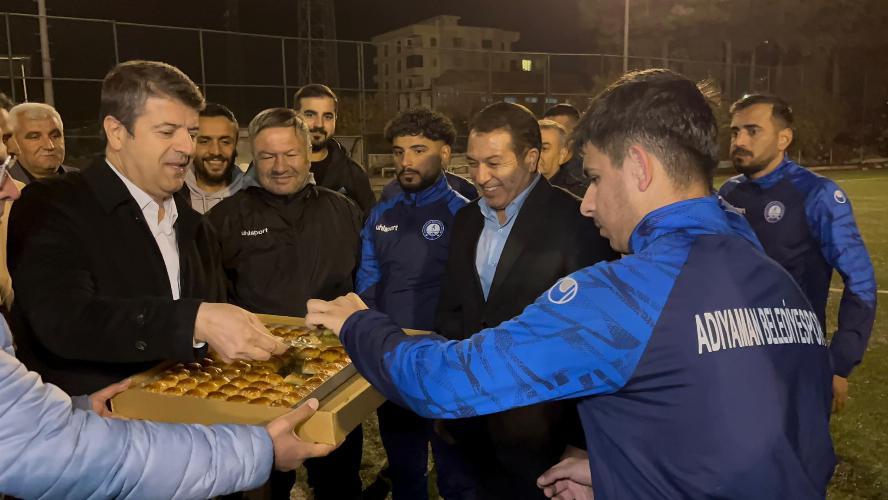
2,11,820,168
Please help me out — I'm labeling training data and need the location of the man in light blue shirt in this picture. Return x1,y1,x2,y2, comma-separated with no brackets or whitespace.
431,101,617,498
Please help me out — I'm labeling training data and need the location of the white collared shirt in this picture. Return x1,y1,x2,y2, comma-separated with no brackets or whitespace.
107,160,181,300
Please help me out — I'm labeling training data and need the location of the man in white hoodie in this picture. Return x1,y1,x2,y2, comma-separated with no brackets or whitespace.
181,102,245,214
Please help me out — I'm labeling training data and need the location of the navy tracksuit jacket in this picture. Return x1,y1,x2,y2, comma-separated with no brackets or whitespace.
356,173,468,329
720,158,877,376
341,196,836,499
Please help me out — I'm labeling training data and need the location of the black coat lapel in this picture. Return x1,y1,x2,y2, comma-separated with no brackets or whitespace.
83,158,174,297
464,204,486,302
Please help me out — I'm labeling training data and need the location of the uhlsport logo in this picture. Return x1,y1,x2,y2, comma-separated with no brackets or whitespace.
376,224,399,233
764,201,785,223
548,276,578,304
241,227,269,237
422,220,444,240
834,189,847,204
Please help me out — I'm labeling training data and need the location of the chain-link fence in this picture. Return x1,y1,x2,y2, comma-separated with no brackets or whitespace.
4,11,852,169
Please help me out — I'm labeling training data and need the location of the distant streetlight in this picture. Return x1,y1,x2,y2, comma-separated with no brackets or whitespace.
623,0,630,73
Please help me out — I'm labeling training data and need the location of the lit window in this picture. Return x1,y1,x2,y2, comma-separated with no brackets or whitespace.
521,59,533,72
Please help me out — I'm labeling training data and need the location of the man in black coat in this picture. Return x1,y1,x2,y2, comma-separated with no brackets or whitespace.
293,84,376,219
434,102,618,499
6,60,286,396
5,102,79,185
207,107,363,500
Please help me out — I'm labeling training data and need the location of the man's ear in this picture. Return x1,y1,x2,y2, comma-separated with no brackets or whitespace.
777,127,794,152
558,144,569,165
524,148,540,172
103,116,127,152
440,144,452,167
625,144,654,192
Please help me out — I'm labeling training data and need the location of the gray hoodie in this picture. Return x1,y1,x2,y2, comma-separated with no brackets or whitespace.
182,163,246,214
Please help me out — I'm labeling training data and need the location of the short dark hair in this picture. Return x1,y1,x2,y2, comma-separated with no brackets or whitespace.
469,101,542,157
543,103,580,122
293,84,338,113
100,60,204,136
383,108,456,145
200,102,239,130
573,68,719,188
730,93,794,128
248,107,311,150
0,92,13,111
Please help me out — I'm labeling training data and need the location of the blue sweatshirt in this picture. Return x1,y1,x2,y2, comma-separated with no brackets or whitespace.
356,173,468,330
341,196,835,499
719,158,877,376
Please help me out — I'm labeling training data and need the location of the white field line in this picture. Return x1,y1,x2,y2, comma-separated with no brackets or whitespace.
836,177,886,183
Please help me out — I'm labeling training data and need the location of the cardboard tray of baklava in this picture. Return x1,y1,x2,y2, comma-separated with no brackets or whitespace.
111,314,385,445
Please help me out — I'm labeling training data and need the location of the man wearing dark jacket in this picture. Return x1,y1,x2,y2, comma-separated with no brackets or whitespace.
543,103,588,197
6,60,285,396
433,102,618,499
357,108,474,500
294,84,375,218
6,102,79,185
207,107,363,500
719,94,877,414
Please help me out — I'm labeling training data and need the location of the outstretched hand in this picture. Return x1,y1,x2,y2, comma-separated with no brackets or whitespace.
305,293,368,337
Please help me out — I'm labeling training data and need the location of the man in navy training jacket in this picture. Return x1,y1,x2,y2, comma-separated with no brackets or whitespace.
357,107,475,499
305,69,836,500
719,93,877,414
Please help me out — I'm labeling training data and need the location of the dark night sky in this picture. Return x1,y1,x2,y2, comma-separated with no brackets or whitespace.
4,0,596,52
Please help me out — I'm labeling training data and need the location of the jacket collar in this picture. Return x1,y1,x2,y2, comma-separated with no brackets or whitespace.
628,195,736,254
83,156,141,214
740,155,796,190
400,172,453,207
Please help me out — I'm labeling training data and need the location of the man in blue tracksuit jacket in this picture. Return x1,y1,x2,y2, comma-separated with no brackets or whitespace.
719,94,877,413
356,108,473,499
308,70,835,499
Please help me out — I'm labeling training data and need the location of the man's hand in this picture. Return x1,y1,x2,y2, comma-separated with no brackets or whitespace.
305,293,368,337
89,378,132,417
266,398,337,471
194,303,288,363
832,375,849,413
537,446,594,500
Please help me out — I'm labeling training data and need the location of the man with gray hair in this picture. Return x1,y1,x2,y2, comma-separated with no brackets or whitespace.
207,107,364,500
538,119,588,197
6,102,79,184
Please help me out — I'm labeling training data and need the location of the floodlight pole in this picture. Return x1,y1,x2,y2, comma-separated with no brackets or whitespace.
37,0,54,105
623,0,630,73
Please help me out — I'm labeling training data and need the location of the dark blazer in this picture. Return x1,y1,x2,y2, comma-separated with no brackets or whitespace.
7,157,224,395
435,177,618,499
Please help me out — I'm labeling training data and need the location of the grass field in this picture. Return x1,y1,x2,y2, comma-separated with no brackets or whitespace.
303,168,888,500
815,169,887,499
